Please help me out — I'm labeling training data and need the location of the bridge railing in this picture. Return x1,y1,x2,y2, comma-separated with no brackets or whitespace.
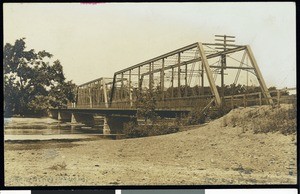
69,88,296,110
224,88,296,109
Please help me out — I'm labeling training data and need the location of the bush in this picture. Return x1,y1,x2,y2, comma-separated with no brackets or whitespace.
255,106,296,135
123,120,179,138
232,104,297,135
186,108,206,125
208,106,232,120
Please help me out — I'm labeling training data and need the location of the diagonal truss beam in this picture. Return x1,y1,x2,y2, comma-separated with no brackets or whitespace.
197,42,221,107
114,43,199,74
246,45,273,105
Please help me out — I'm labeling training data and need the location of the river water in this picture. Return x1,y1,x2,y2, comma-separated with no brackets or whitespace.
4,117,103,135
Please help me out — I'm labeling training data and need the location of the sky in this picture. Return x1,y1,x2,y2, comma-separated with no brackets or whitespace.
3,2,296,88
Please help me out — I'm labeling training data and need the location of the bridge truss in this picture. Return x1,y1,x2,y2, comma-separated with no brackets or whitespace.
76,38,273,111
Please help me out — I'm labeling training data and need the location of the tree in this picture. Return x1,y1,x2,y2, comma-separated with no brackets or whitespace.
135,88,159,123
3,38,76,117
49,80,77,108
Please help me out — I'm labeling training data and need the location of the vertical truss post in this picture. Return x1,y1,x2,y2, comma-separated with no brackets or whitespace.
79,88,81,107
100,81,103,104
185,64,188,97
92,83,95,107
121,73,124,101
102,78,108,108
246,45,273,105
171,67,174,98
152,62,154,89
116,84,119,102
89,84,93,108
149,63,152,91
201,61,204,96
140,75,144,91
95,84,98,106
178,53,181,97
161,58,165,99
75,86,79,108
83,88,85,106
87,87,89,106
138,66,141,92
129,69,133,107
97,80,100,107
109,74,117,107
197,42,221,107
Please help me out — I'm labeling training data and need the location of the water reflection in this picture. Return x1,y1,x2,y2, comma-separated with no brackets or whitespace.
4,117,103,135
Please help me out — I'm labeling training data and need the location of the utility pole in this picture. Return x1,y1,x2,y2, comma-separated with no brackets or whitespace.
215,35,235,109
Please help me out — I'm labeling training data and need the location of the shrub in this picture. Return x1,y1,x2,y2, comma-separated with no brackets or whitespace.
208,106,231,120
186,108,206,125
245,105,296,135
123,120,179,138
123,121,147,138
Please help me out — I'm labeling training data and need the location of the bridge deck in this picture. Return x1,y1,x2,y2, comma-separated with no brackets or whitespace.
54,107,191,118
62,88,296,118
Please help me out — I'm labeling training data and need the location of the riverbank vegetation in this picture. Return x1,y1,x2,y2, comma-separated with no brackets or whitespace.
122,86,296,138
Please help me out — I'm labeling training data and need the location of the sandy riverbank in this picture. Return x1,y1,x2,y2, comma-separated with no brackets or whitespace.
4,105,297,186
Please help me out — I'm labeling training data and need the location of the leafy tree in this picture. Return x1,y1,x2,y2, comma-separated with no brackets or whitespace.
3,38,76,117
135,88,159,123
49,80,77,108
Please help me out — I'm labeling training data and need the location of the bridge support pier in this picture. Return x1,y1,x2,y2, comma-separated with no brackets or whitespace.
58,111,62,121
71,113,77,124
103,117,111,135
50,110,139,135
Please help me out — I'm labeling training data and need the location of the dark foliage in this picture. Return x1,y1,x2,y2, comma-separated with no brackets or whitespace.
4,38,76,117
123,121,179,138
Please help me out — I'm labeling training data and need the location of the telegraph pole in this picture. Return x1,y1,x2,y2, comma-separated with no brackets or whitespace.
215,35,235,109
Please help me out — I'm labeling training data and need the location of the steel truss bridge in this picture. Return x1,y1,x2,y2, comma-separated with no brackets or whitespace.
51,36,297,133
73,38,277,114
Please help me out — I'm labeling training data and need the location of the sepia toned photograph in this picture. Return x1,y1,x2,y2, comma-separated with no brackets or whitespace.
3,2,297,186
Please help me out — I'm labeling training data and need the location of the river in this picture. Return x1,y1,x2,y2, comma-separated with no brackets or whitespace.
4,117,105,141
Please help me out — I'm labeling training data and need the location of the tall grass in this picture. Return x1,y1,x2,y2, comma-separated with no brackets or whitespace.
222,102,297,135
